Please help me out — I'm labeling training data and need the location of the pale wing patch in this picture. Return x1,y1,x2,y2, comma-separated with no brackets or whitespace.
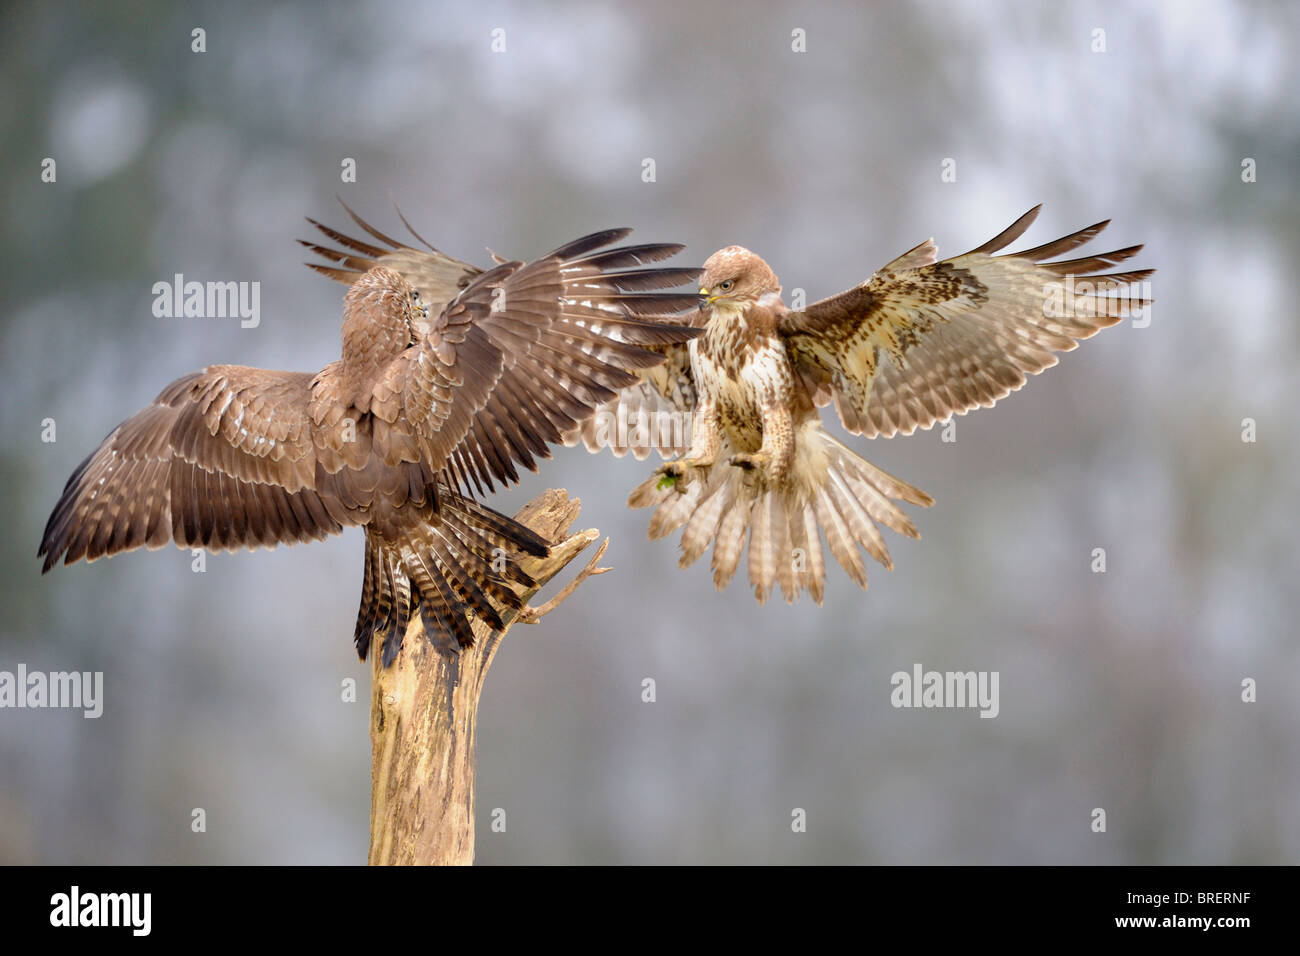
780,207,1153,439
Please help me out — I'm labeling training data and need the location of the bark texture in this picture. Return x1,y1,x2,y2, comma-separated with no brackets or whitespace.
368,489,603,865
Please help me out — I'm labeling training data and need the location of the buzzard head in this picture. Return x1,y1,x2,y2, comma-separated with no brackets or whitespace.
699,247,780,311
339,267,428,409
344,266,428,343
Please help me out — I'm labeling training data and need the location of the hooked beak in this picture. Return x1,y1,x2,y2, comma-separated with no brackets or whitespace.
699,286,717,308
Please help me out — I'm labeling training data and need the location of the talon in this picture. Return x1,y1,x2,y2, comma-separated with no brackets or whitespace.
657,457,712,478
729,452,767,471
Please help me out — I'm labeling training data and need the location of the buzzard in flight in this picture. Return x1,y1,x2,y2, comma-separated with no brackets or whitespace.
40,209,702,664
599,206,1152,603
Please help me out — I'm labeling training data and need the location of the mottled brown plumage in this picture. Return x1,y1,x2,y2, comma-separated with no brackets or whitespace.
40,212,702,665
624,206,1153,603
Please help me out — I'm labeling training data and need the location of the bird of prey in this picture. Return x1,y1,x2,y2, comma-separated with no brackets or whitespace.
606,206,1152,603
39,209,702,665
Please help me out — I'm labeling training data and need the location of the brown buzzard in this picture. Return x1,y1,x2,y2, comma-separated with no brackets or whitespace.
40,209,702,664
609,206,1152,603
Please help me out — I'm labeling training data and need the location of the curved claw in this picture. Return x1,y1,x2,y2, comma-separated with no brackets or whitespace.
653,457,712,493
657,457,712,478
729,452,768,472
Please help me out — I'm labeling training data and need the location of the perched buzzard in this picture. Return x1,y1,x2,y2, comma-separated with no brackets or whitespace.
610,206,1152,603
40,210,702,664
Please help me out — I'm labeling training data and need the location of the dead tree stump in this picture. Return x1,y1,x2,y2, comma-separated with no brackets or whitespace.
367,489,608,865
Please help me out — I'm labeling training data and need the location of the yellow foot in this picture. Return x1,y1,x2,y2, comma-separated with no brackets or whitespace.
654,457,711,493
657,457,712,479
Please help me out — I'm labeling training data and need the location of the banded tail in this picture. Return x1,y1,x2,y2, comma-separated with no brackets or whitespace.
356,489,551,666
628,423,933,603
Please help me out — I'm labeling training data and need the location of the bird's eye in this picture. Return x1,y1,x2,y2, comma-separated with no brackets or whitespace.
719,279,735,292
411,289,421,302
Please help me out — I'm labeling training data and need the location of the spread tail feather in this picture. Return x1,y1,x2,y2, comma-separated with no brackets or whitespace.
355,490,551,666
629,425,932,604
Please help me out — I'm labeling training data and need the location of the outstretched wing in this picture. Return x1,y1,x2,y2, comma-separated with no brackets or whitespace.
300,207,704,464
39,367,350,570
779,205,1153,439
301,201,484,333
561,333,702,460
335,225,704,493
558,237,705,461
41,219,702,571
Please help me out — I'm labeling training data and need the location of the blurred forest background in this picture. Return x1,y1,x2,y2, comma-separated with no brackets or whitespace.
1,0,1297,864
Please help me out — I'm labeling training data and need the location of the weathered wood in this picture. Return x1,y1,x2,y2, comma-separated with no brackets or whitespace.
367,489,606,866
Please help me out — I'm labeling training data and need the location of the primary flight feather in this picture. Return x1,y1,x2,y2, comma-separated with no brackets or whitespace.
589,206,1153,603
40,208,702,665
